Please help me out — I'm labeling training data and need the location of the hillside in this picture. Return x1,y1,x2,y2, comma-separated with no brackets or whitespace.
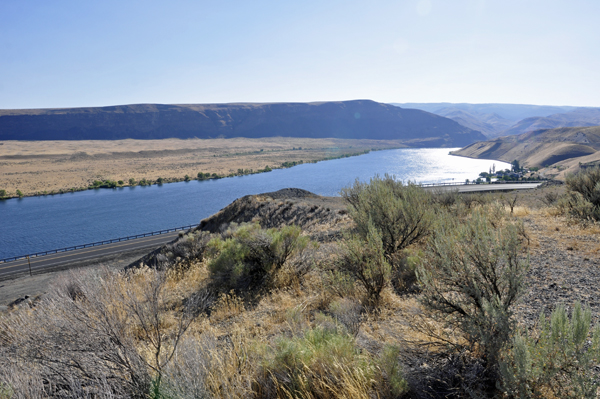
3,185,600,397
433,108,513,137
502,107,600,136
0,100,484,146
451,125,600,178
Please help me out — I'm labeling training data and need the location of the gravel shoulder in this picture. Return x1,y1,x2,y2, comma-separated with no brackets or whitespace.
515,208,600,326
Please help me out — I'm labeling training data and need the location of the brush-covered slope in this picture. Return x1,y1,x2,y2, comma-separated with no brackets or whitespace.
451,126,600,169
129,188,351,269
0,100,484,146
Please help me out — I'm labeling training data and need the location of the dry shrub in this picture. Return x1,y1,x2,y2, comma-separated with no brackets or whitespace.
137,231,212,270
0,270,151,398
0,266,209,398
210,291,246,323
328,298,364,337
541,190,559,206
400,349,489,399
432,187,460,208
282,304,311,336
161,331,254,399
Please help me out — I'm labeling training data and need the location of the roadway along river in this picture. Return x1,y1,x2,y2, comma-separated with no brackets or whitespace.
0,148,511,259
0,182,543,278
0,232,180,279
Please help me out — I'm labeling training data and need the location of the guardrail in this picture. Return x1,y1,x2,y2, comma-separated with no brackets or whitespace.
419,180,544,187
0,224,197,264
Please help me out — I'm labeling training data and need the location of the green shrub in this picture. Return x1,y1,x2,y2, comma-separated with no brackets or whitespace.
561,166,600,220
341,175,434,294
336,224,390,309
379,345,409,397
341,175,433,257
417,207,528,379
0,383,13,399
500,302,600,398
0,190,6,199
89,179,118,189
256,327,372,398
207,223,310,296
256,326,408,398
558,191,600,221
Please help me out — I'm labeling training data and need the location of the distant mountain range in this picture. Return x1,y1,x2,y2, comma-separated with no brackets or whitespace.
0,100,484,147
392,103,600,138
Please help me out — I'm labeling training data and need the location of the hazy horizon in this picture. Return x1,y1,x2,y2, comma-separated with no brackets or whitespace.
0,99,594,112
2,1,599,109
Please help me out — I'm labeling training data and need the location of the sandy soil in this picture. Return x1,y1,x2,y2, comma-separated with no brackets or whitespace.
0,138,404,197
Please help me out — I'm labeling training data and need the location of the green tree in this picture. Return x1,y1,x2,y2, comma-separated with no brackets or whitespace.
512,159,521,172
0,189,7,199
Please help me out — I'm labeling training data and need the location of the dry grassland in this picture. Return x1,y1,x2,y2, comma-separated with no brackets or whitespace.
3,186,600,396
0,137,405,197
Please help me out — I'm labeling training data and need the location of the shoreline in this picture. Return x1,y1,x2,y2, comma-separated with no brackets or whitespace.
0,137,407,200
0,147,399,201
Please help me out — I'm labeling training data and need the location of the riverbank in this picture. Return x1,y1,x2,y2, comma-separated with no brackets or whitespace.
0,137,406,199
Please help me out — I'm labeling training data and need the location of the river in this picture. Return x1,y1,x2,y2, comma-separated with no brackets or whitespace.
0,148,509,259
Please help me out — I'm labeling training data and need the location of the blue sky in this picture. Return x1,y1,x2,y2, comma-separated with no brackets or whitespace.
1,0,599,109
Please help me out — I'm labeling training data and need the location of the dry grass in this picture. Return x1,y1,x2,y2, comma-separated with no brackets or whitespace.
6,190,596,397
0,137,404,197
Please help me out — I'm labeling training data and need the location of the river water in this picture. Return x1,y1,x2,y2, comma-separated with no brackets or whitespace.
0,148,509,259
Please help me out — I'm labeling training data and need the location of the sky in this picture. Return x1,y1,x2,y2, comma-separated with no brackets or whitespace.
1,0,599,109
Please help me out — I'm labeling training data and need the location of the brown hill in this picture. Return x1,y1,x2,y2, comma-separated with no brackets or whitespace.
0,100,484,146
502,108,600,136
451,126,600,178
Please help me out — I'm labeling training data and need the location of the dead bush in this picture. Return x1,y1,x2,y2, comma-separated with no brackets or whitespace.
0,271,151,398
